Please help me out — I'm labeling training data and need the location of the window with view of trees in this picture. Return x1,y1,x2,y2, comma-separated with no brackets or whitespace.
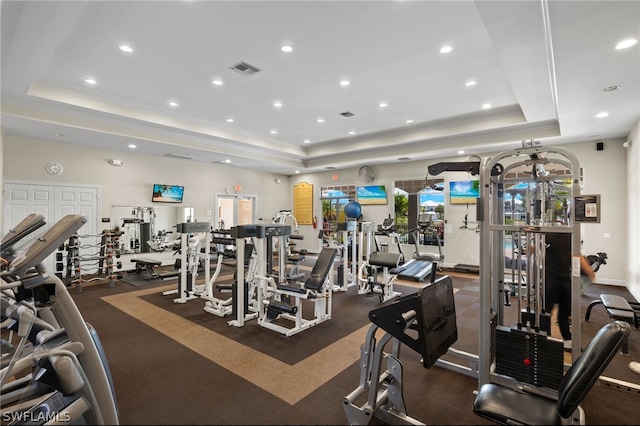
394,178,445,245
320,185,356,235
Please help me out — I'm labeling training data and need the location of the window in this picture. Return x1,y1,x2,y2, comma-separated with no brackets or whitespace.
394,178,445,246
320,185,355,234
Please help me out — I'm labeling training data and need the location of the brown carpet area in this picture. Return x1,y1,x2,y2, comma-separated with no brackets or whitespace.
69,259,639,425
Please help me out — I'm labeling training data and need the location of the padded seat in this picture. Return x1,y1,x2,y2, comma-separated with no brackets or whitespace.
584,294,639,329
474,384,561,425
369,251,402,268
473,321,631,425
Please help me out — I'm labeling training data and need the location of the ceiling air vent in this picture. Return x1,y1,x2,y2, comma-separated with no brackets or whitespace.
324,166,337,170
337,111,355,118
230,61,261,76
398,157,412,161
164,153,196,160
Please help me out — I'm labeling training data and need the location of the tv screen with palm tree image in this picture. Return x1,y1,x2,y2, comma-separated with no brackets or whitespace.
449,180,479,204
356,185,388,205
152,184,184,203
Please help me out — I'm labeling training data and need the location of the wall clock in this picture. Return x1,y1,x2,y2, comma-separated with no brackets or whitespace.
46,162,64,175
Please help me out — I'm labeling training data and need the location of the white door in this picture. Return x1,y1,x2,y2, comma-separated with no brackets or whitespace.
215,194,256,230
2,183,55,256
3,182,99,274
55,186,100,273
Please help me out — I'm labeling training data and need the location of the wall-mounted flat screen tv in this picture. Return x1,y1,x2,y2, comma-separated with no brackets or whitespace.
449,180,479,204
356,185,388,205
152,184,184,203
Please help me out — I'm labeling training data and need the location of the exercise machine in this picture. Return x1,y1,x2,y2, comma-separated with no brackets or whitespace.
273,210,308,280
202,238,258,319
334,220,358,291
472,144,625,423
227,225,262,328
251,223,338,337
1,214,119,424
129,257,163,280
259,246,338,337
343,275,458,425
357,251,404,303
376,217,434,282
161,221,211,303
408,223,443,268
1,213,47,267
473,321,630,425
425,146,593,395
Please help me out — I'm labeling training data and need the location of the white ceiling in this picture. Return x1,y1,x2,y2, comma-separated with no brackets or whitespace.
1,1,638,175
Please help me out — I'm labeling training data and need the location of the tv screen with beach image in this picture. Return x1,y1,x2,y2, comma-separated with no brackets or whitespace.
356,185,388,205
449,180,479,204
152,184,184,203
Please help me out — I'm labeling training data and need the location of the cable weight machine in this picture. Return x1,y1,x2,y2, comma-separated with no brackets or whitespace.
477,144,583,396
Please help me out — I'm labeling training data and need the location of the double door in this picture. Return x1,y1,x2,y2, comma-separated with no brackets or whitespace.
3,182,100,273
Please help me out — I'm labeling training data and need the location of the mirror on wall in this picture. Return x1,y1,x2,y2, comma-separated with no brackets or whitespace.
110,205,191,253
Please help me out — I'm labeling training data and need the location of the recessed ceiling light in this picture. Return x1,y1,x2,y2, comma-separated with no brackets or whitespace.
226,118,234,123
317,118,325,123
212,79,223,86
304,139,310,144
458,150,465,155
615,38,638,50
119,44,133,53
281,45,293,53
295,170,300,174
465,80,477,87
482,103,492,109
405,119,414,124
224,159,231,163
596,112,609,118
84,77,97,85
168,101,179,108
348,131,356,135
270,130,278,134
603,85,619,92
128,144,137,149
339,80,350,87
378,102,388,108
440,46,453,54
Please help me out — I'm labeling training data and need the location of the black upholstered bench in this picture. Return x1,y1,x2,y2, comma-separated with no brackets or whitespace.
130,257,162,280
584,294,639,355
584,294,639,329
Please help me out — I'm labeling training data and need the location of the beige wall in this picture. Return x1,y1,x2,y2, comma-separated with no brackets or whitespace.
291,139,631,285
2,136,291,227
2,133,633,288
625,120,639,300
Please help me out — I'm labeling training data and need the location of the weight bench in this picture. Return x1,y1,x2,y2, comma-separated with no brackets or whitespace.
585,294,639,328
130,257,162,280
584,294,639,355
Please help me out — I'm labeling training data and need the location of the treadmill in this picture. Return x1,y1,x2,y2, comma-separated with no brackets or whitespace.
375,217,434,282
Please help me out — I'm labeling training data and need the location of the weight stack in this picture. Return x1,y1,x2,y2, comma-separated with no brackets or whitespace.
494,326,564,390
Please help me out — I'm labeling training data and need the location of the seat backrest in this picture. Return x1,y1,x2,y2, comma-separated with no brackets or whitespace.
304,248,338,291
557,321,630,418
